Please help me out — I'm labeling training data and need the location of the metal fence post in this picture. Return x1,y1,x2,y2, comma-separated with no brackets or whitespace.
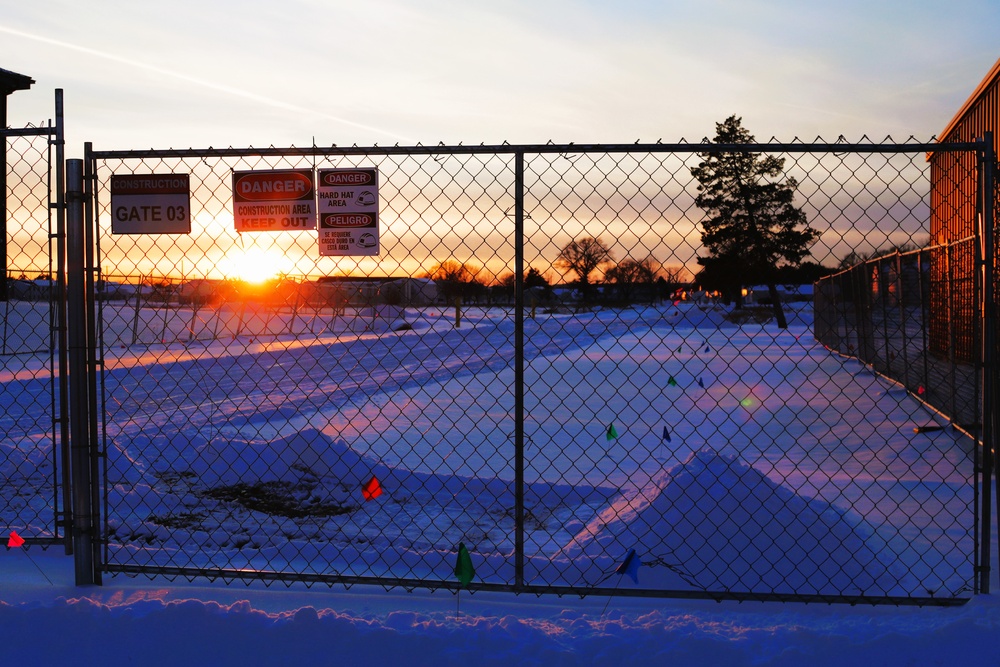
66,158,96,585
83,143,102,584
979,133,997,594
513,150,525,591
53,90,73,554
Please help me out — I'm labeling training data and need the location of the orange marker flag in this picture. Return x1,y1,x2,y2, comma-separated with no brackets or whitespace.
7,531,25,548
362,475,383,501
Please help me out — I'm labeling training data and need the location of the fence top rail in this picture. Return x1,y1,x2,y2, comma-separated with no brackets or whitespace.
1,126,56,138
815,234,979,284
86,139,986,161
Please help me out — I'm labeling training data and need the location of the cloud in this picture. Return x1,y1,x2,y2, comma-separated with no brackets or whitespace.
1,0,997,147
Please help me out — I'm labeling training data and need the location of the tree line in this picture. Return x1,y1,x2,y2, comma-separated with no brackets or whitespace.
420,116,827,323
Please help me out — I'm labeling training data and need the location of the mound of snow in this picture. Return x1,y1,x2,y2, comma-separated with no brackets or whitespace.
190,428,612,508
559,448,897,596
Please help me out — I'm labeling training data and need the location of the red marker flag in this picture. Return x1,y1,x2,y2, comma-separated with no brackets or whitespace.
362,475,383,501
7,531,25,548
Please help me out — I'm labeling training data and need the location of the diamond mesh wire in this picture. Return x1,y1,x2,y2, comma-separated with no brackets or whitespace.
1,124,64,545
89,141,984,604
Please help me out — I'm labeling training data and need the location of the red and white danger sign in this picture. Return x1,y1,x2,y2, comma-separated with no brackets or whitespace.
232,169,316,232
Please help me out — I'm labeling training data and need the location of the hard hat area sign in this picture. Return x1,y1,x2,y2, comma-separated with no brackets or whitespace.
232,169,316,232
317,168,379,256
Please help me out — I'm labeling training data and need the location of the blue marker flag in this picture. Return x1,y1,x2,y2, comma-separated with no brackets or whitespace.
662,426,671,442
615,548,640,584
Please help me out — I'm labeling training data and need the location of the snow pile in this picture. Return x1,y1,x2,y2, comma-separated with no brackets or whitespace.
105,428,616,580
661,303,736,329
559,448,895,596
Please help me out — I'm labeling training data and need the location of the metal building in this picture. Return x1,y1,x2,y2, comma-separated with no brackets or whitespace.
928,57,1000,363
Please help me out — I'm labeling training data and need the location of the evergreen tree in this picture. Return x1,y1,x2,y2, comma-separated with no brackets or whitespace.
690,116,819,327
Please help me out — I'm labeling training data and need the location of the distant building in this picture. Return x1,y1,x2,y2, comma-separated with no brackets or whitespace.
314,276,437,306
744,284,814,305
928,57,1000,363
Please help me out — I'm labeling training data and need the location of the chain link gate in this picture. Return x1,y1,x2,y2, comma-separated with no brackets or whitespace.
1,91,68,549
85,139,990,604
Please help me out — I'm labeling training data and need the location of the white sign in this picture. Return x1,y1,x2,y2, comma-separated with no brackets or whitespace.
317,168,379,256
111,174,190,235
232,169,316,232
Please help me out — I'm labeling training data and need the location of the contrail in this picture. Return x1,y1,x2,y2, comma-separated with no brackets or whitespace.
0,25,415,143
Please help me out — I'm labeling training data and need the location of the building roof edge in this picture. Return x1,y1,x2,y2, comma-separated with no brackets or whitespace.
938,56,1000,142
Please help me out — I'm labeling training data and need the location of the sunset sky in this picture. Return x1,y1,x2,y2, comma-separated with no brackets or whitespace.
2,1,998,284
2,0,998,152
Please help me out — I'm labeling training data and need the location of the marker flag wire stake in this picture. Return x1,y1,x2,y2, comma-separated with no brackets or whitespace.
6,531,54,585
454,542,476,618
455,542,475,589
602,548,641,615
362,475,383,501
615,548,641,584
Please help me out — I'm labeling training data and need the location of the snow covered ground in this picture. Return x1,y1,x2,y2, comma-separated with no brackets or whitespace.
2,542,999,665
3,299,999,664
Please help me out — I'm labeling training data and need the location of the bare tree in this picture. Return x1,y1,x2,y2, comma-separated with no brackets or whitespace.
422,260,479,283
421,260,485,303
555,236,614,304
606,258,657,303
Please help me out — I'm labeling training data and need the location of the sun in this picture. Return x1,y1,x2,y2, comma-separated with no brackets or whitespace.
220,248,292,284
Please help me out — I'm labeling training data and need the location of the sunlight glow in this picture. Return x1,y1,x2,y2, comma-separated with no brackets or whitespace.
219,248,291,284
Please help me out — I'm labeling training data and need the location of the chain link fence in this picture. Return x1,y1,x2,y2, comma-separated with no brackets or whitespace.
86,140,988,604
814,242,981,431
1,113,67,547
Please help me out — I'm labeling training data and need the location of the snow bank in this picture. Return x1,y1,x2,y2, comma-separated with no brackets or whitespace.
559,449,896,596
1,583,998,667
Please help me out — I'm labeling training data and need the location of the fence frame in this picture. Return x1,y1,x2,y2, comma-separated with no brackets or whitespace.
70,138,994,605
1,89,68,551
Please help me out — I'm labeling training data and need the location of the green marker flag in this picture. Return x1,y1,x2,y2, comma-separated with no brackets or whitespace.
455,542,475,588
667,376,678,387
606,423,618,441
